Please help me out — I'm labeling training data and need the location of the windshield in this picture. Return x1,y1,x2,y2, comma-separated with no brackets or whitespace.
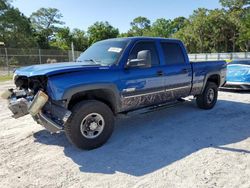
77,39,129,66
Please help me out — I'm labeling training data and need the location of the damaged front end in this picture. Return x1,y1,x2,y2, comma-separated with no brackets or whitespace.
1,75,71,133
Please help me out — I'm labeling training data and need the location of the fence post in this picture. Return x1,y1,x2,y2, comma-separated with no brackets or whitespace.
68,50,71,62
205,53,208,61
218,53,220,60
38,49,42,64
4,48,9,76
71,42,75,62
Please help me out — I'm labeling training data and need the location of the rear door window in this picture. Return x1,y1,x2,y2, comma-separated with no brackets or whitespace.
161,42,185,65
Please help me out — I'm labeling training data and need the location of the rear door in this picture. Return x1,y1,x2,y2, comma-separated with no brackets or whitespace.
160,41,192,100
119,41,166,111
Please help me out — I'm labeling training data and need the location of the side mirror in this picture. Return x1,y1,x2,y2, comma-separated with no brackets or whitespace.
126,50,151,68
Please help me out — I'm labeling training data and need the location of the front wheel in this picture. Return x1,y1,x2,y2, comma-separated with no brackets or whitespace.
196,82,218,109
65,100,114,150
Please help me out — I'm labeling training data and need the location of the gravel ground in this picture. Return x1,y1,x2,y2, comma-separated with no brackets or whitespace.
0,81,250,188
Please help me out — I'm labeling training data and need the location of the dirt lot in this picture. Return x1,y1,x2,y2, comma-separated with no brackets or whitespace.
0,81,250,188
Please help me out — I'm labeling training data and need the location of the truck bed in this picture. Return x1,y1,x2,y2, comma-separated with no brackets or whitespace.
190,60,227,95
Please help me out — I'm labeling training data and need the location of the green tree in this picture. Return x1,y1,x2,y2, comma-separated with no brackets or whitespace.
30,8,65,48
71,29,88,51
50,27,88,51
171,17,187,33
129,16,151,36
1,0,250,54
149,18,172,38
203,10,223,52
0,0,11,14
238,10,250,51
50,27,71,50
219,0,250,10
0,0,35,47
189,8,211,52
174,9,214,53
173,21,198,53
87,21,119,45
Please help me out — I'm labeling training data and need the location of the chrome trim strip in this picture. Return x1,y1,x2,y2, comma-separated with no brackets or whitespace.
123,90,165,99
165,86,190,92
123,85,190,99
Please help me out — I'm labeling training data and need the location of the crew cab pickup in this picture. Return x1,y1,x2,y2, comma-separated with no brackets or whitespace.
2,37,227,150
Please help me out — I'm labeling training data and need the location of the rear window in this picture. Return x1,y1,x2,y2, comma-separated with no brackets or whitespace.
161,42,185,65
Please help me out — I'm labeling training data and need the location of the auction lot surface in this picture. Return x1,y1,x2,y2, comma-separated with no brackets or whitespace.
0,81,250,188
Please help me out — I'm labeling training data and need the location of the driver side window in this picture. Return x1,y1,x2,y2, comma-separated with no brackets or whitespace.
129,42,160,66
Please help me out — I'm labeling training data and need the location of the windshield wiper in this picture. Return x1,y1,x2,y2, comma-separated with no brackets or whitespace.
83,59,101,65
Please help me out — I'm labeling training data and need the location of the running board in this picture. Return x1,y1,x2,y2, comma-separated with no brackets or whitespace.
119,99,186,117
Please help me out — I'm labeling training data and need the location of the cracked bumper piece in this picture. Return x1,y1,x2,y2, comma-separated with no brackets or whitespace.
8,98,29,118
6,90,71,133
28,91,49,116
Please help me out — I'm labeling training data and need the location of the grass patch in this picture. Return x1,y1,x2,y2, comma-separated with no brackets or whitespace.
0,75,12,82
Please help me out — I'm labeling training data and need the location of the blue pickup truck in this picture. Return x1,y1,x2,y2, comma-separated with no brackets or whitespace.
2,37,227,149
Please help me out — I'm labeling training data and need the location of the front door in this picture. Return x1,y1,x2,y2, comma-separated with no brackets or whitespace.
119,41,165,111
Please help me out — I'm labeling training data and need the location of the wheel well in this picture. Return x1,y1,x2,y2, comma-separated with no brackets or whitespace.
67,89,117,113
207,74,220,86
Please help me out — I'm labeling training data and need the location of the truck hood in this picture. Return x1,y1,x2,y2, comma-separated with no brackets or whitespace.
15,62,109,77
227,64,250,82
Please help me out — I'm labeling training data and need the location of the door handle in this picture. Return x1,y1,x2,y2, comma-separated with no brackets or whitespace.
157,70,164,76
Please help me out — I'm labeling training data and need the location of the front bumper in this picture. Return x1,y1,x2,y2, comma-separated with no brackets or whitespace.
2,89,71,133
222,81,250,90
36,113,63,133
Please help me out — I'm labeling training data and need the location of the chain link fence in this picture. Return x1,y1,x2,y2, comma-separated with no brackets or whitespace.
0,48,82,76
1,48,250,76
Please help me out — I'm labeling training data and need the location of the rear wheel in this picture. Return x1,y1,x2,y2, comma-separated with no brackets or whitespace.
196,82,218,109
65,100,114,150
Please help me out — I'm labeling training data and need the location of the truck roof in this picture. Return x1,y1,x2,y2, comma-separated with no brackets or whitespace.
102,37,182,43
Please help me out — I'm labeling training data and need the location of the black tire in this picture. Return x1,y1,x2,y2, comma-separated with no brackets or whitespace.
65,100,114,150
196,82,218,109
